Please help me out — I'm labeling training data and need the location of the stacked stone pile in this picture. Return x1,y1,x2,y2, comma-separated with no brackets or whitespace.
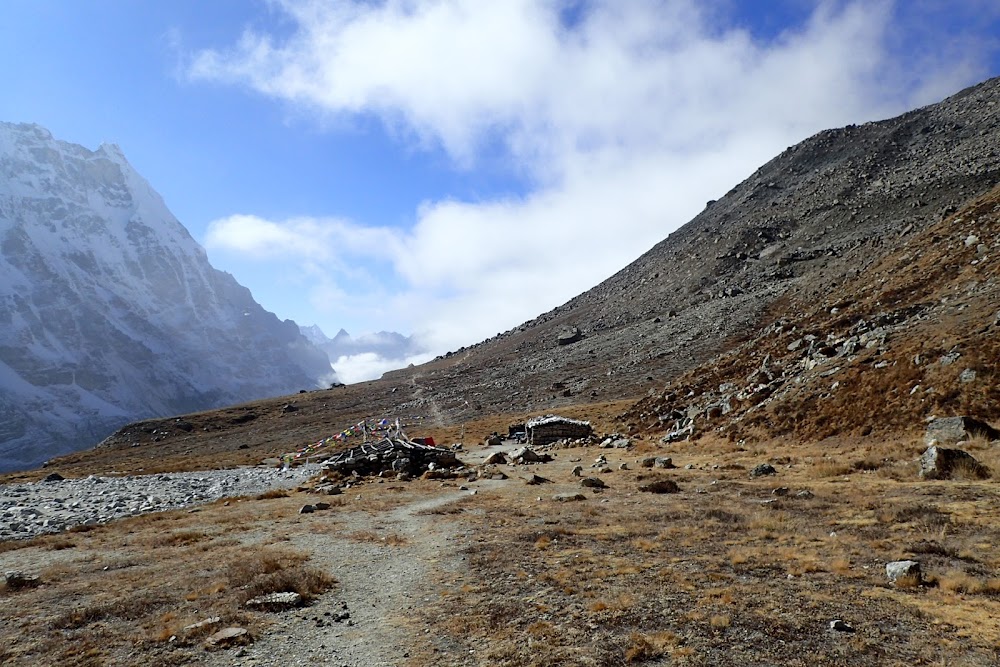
320,437,461,477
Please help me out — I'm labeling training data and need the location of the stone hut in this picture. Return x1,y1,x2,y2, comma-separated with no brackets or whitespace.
525,415,592,446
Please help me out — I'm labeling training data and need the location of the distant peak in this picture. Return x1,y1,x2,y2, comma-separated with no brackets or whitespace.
98,142,127,162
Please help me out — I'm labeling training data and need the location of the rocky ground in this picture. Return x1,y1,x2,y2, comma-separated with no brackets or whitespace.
4,432,1000,666
0,465,320,541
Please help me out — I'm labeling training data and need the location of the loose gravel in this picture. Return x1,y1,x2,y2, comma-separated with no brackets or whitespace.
0,465,321,541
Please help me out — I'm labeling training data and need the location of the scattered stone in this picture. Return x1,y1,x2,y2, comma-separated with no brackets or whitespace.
580,477,607,489
299,504,316,514
245,591,303,611
795,490,814,499
771,487,789,497
4,571,40,590
829,620,855,633
640,457,656,468
571,465,584,477
654,457,675,469
510,447,551,464
183,617,222,633
959,369,977,383
524,474,551,485
205,627,251,649
618,463,629,471
553,493,587,502
490,472,509,481
483,452,507,465
485,434,503,447
886,560,922,585
42,472,64,482
925,416,1000,445
313,502,331,511
919,445,990,480
639,479,680,494
749,463,777,478
281,403,299,413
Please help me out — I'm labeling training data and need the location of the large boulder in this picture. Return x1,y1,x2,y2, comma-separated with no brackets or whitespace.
886,560,922,585
925,416,1000,445
919,446,990,480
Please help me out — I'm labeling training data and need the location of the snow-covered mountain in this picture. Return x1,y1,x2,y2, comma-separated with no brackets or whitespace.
300,325,428,383
0,122,336,472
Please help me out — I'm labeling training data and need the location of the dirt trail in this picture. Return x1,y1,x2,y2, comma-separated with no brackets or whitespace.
205,488,475,667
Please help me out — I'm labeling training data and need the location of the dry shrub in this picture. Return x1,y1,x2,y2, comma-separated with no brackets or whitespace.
147,529,208,548
224,548,334,603
948,456,992,481
705,508,743,524
624,631,681,663
346,530,408,545
937,572,1000,596
51,592,168,629
812,459,853,477
894,573,923,590
880,504,950,528
710,614,731,629
255,489,290,500
831,558,853,574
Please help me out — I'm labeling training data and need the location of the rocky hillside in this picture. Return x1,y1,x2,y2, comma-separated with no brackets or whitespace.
0,123,335,471
623,184,1000,442
370,76,1000,430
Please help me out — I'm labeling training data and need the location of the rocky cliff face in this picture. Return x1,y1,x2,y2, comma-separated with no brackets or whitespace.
0,122,334,471
374,77,1000,428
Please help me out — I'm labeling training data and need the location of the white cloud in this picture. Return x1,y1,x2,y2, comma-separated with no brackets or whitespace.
332,351,435,384
190,0,995,362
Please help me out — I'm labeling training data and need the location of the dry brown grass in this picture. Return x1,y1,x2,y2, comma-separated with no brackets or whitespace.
0,494,337,666
406,434,1000,666
346,530,409,545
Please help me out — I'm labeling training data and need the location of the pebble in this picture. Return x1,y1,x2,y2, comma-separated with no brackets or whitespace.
0,464,321,540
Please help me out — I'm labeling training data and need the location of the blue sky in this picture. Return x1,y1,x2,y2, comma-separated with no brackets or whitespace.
2,1,999,381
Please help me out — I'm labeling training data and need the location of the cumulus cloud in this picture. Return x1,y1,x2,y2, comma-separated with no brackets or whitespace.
191,0,996,376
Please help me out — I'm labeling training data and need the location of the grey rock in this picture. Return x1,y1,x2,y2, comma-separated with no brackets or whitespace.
885,560,922,584
483,451,507,465
183,616,222,633
299,504,316,514
654,457,676,469
4,571,40,590
581,477,607,489
205,627,250,649
749,463,777,478
925,416,1000,445
553,493,587,502
245,591,303,611
829,620,855,633
919,445,990,480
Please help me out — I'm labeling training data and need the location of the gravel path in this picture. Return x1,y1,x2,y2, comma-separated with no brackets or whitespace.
204,489,476,667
